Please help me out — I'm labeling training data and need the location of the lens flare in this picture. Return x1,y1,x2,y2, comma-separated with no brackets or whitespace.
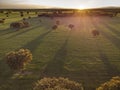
78,5,87,10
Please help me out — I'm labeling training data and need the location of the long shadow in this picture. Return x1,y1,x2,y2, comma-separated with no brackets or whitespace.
99,20,120,37
21,30,52,53
0,59,14,86
0,58,37,90
7,17,55,39
7,24,42,39
0,21,41,37
96,44,120,75
96,38,120,75
91,17,120,75
91,17,120,50
43,35,70,76
0,28,16,36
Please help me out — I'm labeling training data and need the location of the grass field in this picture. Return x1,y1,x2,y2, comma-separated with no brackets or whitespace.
0,12,120,90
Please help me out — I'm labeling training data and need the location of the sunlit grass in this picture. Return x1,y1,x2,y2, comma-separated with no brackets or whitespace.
0,12,120,90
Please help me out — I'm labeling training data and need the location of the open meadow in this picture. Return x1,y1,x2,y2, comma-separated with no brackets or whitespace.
0,12,120,90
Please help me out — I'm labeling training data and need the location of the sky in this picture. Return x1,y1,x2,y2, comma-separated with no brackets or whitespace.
0,0,120,9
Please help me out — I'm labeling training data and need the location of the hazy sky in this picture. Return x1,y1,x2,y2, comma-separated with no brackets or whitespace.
0,0,120,9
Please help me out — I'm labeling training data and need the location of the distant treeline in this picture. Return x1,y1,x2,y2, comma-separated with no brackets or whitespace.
0,8,120,13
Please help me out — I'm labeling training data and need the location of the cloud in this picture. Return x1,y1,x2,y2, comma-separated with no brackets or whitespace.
0,0,119,9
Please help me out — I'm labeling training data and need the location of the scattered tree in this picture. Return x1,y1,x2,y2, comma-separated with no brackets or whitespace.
92,29,100,37
6,49,32,71
52,25,58,30
20,11,24,17
5,12,9,17
33,77,83,90
10,21,29,29
27,11,29,14
97,76,120,90
0,20,5,24
68,24,74,30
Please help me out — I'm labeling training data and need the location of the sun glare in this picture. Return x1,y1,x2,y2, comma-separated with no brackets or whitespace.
78,5,87,10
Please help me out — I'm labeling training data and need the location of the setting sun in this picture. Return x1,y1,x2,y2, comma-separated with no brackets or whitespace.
0,0,120,90
78,5,87,10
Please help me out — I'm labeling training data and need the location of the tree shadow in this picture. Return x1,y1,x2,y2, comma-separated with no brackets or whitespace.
97,45,119,75
99,20,120,37
95,37,120,76
0,28,16,36
91,17,120,50
7,18,54,39
43,35,70,76
0,58,14,88
91,17,120,75
21,30,52,53
7,24,42,39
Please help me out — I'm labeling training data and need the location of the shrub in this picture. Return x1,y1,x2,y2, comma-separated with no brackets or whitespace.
20,11,24,17
2,18,5,20
6,15,9,17
23,18,26,21
27,11,29,14
22,21,29,27
10,21,29,29
52,25,58,30
97,76,120,90
28,16,31,19
68,24,74,29
0,20,4,24
10,22,23,29
6,49,32,70
33,77,83,90
0,11,4,13
5,12,9,17
21,14,24,17
92,30,100,36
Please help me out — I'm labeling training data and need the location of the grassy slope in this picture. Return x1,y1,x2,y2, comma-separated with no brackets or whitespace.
0,12,120,90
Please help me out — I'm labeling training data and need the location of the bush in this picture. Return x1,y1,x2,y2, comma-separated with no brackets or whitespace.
0,20,4,24
0,11,4,13
6,49,32,70
10,21,29,29
33,77,83,90
2,18,5,20
5,12,9,17
27,11,29,14
68,24,74,29
10,22,23,28
22,21,29,27
21,14,24,17
92,30,100,36
52,25,58,30
97,76,120,90
23,18,26,21
28,16,31,19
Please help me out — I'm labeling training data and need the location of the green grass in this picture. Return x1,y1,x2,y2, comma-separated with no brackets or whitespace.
0,12,120,90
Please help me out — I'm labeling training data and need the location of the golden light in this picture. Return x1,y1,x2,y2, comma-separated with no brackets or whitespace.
78,5,87,10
